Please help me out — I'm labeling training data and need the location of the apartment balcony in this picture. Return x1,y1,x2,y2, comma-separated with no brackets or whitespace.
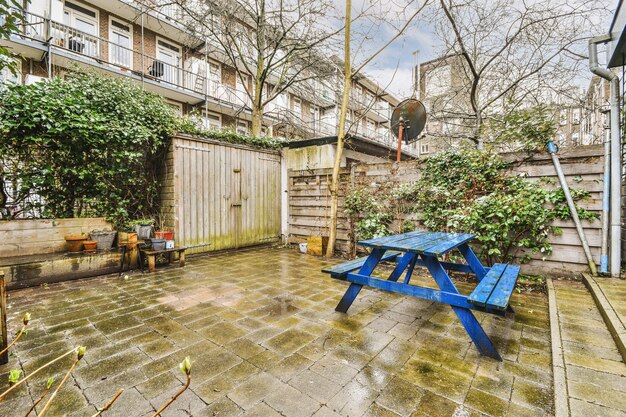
5,11,252,109
349,91,392,122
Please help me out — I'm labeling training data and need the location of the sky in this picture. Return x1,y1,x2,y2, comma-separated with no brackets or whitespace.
350,0,617,101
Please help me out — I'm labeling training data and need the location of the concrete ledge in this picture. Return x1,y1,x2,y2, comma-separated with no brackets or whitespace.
547,278,570,417
582,273,626,363
0,250,123,290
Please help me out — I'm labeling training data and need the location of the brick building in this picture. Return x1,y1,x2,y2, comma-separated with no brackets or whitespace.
0,0,409,157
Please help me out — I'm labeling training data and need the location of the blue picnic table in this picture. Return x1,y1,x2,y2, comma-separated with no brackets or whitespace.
322,230,521,361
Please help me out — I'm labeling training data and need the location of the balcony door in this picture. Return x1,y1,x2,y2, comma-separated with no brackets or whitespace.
63,1,99,58
156,39,181,86
109,19,132,68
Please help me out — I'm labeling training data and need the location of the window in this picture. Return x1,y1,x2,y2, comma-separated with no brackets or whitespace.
0,59,21,90
166,101,183,116
275,92,288,110
155,38,181,85
425,65,451,96
293,96,302,116
366,118,376,134
109,18,132,68
420,143,430,154
208,61,220,83
559,110,567,125
235,73,249,106
203,112,221,130
63,1,99,58
311,105,320,130
236,120,249,135
573,108,580,124
572,133,580,146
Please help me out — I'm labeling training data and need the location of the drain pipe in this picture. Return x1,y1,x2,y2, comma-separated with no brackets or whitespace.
547,141,598,276
589,37,622,277
600,111,611,274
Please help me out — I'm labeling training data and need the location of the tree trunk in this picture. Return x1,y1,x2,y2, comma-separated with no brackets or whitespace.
325,0,351,258
251,97,264,136
251,0,265,137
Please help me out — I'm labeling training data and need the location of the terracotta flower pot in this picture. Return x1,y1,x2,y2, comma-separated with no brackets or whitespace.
154,230,174,240
83,240,97,253
64,234,88,253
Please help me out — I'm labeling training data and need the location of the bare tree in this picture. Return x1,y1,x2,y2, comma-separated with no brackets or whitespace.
425,0,610,148
150,0,340,136
326,0,429,257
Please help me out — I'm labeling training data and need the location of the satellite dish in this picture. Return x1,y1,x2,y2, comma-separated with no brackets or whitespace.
391,98,427,144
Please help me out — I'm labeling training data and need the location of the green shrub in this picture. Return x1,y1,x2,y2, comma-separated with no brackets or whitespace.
0,72,177,227
411,150,597,264
345,188,392,240
344,149,598,265
0,72,282,228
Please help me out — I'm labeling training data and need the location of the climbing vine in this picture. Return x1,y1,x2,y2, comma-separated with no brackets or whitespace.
0,72,282,228
345,150,598,265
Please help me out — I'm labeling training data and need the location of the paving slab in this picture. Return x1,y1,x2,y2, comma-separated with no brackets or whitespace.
0,247,553,416
550,278,626,417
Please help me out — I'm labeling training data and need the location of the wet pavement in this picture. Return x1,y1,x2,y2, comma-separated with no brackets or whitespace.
551,279,626,417
595,277,626,332
0,247,555,416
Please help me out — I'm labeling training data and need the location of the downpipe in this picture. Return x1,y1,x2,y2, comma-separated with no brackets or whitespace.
589,38,622,277
547,141,598,276
601,120,610,274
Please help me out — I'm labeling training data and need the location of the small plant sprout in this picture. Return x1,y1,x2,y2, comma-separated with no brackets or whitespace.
38,346,86,417
0,348,76,401
0,312,31,357
8,369,22,385
151,356,192,417
77,346,86,360
24,378,55,417
180,356,191,376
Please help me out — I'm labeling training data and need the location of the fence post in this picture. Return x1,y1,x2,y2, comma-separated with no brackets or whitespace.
0,271,7,365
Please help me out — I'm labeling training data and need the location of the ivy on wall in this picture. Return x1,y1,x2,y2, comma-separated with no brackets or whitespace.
0,72,282,228
345,150,598,265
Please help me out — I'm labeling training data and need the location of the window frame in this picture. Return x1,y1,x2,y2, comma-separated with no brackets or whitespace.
204,112,222,131
108,16,133,68
155,36,182,84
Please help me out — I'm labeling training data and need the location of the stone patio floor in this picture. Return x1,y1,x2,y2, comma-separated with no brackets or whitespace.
0,247,559,416
551,279,626,417
595,277,626,334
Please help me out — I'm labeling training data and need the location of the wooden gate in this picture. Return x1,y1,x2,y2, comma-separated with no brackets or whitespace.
167,136,281,253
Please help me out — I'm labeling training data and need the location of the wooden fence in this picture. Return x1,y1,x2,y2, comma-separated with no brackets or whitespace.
0,217,113,258
160,134,282,255
287,145,605,276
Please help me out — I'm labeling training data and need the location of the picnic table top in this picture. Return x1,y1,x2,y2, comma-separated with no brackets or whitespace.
359,230,475,256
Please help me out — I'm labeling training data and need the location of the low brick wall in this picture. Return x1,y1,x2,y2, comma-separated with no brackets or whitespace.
0,218,113,258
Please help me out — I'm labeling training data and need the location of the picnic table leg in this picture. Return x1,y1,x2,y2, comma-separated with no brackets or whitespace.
179,250,185,267
421,254,502,361
335,248,386,313
457,243,487,281
388,252,415,282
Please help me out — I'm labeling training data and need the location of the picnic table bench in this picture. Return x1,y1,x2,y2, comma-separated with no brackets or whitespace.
322,230,520,361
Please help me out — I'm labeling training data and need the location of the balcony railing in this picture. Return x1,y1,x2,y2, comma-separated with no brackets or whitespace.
13,11,252,108
349,91,392,119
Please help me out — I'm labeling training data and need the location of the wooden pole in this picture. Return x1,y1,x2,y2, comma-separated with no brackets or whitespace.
0,272,7,365
397,120,404,162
